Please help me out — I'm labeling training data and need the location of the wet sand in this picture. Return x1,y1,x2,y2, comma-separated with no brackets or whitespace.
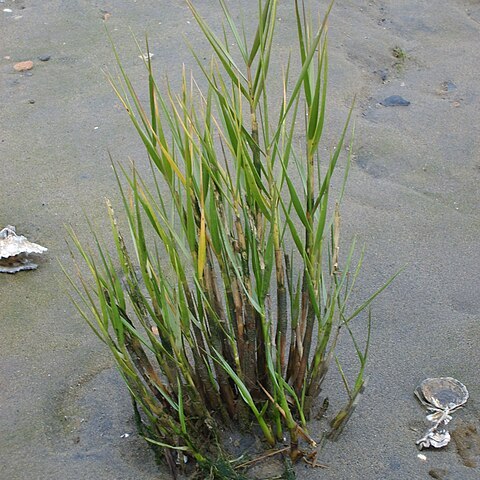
1,1,479,478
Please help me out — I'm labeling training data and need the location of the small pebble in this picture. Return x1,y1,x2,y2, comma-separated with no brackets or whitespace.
440,80,456,93
3,8,13,12
380,95,410,107
38,55,51,62
138,52,154,61
28,99,35,104
374,69,388,82
13,60,34,72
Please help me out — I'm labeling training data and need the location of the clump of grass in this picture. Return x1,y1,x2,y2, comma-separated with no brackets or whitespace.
391,46,408,72
391,46,407,60
66,1,397,478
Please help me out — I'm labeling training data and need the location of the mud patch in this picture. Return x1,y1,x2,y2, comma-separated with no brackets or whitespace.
428,468,448,479
248,456,286,479
355,150,388,179
465,1,480,24
451,420,480,468
46,365,160,478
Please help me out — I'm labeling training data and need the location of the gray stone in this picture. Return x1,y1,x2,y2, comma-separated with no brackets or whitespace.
380,95,410,106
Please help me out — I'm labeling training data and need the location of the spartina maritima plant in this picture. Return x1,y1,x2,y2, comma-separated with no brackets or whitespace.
67,0,397,477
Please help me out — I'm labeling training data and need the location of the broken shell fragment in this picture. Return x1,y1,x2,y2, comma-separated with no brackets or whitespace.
0,256,40,273
417,429,451,450
0,226,47,273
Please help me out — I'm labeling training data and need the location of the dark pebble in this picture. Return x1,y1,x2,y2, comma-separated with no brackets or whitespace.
38,55,51,62
373,69,388,82
28,99,35,104
380,95,410,106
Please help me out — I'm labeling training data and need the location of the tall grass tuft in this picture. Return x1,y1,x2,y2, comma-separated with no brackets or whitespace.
67,1,397,477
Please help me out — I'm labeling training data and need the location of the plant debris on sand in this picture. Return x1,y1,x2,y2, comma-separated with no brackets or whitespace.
66,1,396,478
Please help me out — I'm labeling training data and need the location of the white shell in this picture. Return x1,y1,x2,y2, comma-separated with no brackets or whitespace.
415,377,469,411
0,226,47,273
0,225,47,257
415,377,468,450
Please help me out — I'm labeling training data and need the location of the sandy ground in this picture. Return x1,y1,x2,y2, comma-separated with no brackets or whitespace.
1,0,480,479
